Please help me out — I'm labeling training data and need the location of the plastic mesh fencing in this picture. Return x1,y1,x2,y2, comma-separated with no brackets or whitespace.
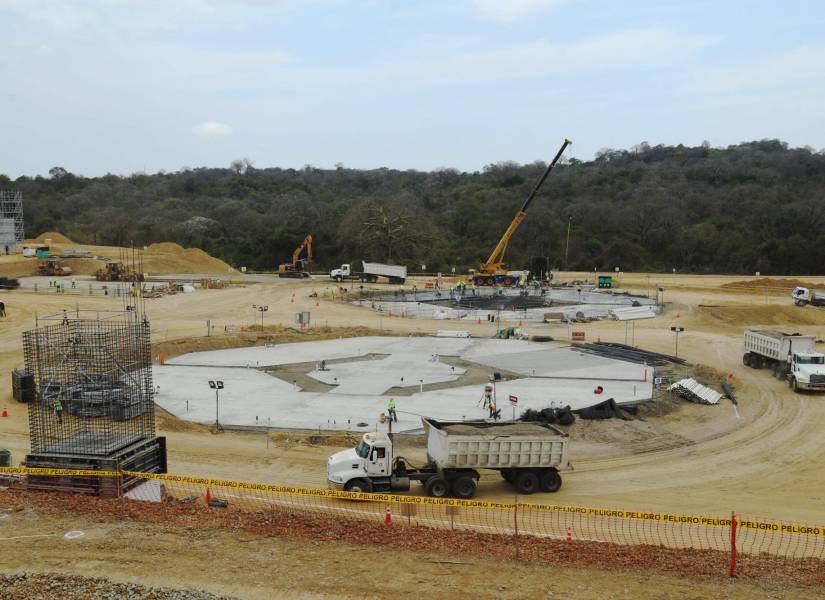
1,467,824,586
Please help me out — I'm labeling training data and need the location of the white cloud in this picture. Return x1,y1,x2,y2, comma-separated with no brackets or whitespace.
472,0,565,22
192,121,234,137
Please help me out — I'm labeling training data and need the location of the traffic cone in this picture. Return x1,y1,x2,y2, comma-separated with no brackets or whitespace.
384,505,392,525
1,407,7,417
205,487,212,505
566,526,572,544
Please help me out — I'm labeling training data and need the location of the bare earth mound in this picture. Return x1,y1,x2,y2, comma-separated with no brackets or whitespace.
698,304,825,326
720,277,819,291
31,231,74,244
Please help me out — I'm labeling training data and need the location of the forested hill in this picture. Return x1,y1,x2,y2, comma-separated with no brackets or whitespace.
4,139,825,275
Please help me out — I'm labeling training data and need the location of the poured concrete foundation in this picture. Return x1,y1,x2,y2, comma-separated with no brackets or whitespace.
154,337,653,432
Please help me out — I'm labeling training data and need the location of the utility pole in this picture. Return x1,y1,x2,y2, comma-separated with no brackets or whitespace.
564,215,572,270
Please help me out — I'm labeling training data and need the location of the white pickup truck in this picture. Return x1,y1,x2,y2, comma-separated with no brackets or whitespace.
327,418,570,498
743,329,825,392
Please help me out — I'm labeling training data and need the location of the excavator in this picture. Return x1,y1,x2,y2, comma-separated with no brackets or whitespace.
470,138,571,286
278,234,313,278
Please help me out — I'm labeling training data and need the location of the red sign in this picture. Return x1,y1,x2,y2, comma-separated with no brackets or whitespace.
571,331,585,342
509,395,518,405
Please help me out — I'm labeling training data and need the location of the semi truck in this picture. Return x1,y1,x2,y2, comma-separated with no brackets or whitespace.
326,418,570,498
791,287,825,307
742,329,825,392
329,261,407,284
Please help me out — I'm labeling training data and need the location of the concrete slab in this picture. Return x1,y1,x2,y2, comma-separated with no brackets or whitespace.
167,336,477,368
308,354,466,395
470,347,649,381
154,336,653,432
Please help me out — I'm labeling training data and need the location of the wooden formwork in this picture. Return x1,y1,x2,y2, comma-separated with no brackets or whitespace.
24,436,167,497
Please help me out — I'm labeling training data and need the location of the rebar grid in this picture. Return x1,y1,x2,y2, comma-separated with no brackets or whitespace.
23,312,156,455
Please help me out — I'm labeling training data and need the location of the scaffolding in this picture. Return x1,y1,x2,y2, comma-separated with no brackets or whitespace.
0,189,23,251
23,310,156,456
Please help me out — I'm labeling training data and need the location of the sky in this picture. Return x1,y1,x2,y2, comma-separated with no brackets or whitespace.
1,0,824,177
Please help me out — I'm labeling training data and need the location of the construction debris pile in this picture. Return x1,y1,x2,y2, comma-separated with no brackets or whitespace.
668,378,722,405
520,405,576,425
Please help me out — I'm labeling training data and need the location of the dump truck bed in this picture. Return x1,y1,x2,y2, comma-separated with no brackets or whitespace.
744,329,816,360
423,418,569,471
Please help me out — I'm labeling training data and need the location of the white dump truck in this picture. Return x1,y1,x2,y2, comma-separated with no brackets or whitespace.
327,418,570,498
329,261,407,284
743,329,825,392
791,287,825,307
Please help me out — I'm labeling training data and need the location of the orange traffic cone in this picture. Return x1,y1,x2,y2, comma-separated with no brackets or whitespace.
384,505,392,525
205,487,212,506
1,407,7,417
566,526,572,544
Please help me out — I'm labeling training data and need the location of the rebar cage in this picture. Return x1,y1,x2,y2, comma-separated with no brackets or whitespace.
23,310,156,456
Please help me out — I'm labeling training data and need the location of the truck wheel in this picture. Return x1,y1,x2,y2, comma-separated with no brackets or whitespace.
425,476,450,498
513,471,539,495
742,353,751,367
451,476,477,499
773,363,782,379
344,479,371,493
791,378,800,393
335,275,343,282
539,469,562,493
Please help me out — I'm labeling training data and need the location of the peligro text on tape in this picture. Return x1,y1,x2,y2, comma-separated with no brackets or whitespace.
4,467,823,537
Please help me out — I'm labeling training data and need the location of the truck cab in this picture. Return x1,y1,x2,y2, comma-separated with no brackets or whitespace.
790,352,825,391
329,264,351,281
327,432,395,492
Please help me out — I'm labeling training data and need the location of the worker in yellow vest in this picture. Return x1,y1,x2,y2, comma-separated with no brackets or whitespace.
387,397,397,423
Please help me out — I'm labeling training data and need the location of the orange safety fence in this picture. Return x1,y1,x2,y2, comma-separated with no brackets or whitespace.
1,467,824,586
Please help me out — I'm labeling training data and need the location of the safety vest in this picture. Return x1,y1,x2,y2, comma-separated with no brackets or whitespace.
54,399,63,411
387,398,396,410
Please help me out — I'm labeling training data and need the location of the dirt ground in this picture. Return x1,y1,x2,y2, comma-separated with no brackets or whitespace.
4,267,825,596
1,505,819,600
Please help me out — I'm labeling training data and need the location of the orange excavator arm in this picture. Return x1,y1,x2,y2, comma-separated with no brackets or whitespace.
292,235,313,265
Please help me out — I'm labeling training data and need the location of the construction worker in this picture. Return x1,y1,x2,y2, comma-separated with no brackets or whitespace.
482,384,493,410
489,399,497,420
53,397,63,423
387,397,397,423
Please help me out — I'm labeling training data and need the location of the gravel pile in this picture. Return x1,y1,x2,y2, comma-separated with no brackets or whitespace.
0,573,236,600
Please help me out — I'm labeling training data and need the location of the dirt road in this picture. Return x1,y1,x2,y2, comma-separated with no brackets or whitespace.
3,273,825,525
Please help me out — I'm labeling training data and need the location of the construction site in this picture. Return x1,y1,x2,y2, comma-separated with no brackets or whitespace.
2,152,825,599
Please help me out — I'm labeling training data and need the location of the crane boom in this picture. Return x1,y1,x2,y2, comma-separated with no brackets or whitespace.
474,138,571,286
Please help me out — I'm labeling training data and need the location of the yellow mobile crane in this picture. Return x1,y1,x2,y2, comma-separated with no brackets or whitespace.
471,138,571,286
278,234,313,278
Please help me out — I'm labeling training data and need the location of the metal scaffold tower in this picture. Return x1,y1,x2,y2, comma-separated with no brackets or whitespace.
0,189,24,251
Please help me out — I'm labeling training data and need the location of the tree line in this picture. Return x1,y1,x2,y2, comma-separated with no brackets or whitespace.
3,139,825,275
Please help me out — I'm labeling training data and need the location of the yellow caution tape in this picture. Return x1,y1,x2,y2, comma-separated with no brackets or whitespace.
2,467,822,536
